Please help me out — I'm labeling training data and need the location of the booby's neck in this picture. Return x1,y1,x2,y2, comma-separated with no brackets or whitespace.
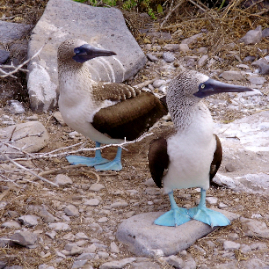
167,89,204,132
58,58,85,75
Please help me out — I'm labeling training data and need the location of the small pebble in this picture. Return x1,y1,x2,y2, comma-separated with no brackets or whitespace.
45,231,57,239
223,240,241,250
72,260,87,269
26,115,39,121
162,52,175,63
206,197,218,205
98,217,108,223
48,222,70,231
111,200,128,208
64,205,79,217
98,251,109,259
75,232,89,240
153,79,166,88
5,100,25,114
146,53,158,62
84,198,100,206
90,183,105,192
1,221,21,229
18,215,39,227
218,202,228,209
10,231,37,247
110,242,120,253
54,174,73,187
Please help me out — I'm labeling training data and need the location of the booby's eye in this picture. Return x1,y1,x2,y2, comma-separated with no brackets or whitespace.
200,83,205,89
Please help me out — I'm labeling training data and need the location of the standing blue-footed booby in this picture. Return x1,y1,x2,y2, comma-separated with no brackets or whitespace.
57,39,168,171
148,70,252,227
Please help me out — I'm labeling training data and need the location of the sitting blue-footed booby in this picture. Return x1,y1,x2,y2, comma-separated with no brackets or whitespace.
57,39,168,171
148,70,252,227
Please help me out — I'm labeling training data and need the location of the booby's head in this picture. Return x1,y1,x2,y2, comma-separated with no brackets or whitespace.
169,70,252,100
57,39,116,64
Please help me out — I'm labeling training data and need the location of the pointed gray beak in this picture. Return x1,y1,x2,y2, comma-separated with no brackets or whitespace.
194,78,253,98
73,44,116,63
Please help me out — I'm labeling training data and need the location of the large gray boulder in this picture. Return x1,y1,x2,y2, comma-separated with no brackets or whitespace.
27,0,146,112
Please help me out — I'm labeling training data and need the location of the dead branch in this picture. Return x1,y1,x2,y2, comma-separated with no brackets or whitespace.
1,131,153,188
4,155,58,187
34,164,87,178
8,131,154,161
0,175,20,187
133,79,155,89
161,0,185,28
0,45,44,78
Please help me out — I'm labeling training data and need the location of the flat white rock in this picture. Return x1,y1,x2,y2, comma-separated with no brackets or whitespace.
116,210,239,257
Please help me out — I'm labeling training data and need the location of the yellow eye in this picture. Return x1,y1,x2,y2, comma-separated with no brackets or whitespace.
200,84,205,89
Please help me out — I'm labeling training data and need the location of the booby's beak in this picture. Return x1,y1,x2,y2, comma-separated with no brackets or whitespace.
73,44,116,63
193,78,253,98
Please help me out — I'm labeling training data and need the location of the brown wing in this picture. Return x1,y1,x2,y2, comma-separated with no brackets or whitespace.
210,134,222,187
92,92,168,141
148,137,170,188
92,82,141,102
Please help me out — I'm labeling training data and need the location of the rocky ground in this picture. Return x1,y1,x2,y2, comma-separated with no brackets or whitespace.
1,1,269,269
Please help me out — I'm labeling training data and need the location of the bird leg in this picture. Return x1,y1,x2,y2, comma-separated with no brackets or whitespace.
66,142,110,167
154,191,191,227
94,147,123,171
188,188,230,228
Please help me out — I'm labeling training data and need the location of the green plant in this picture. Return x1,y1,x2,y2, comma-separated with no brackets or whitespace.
74,0,117,6
122,0,157,19
73,0,88,3
73,0,160,19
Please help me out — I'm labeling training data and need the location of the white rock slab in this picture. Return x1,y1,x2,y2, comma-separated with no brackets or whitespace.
0,121,49,160
116,210,239,257
214,111,269,194
216,111,269,151
27,0,146,112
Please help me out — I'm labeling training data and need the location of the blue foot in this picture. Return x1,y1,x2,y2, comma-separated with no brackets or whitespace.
94,147,123,171
188,188,230,227
154,191,191,227
66,142,109,167
66,155,109,166
95,159,122,171
188,206,230,227
155,207,190,226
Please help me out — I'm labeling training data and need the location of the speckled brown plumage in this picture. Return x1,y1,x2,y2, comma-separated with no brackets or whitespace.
92,91,168,141
92,83,141,102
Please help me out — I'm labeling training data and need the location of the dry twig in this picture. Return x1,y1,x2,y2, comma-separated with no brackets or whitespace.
5,155,58,187
161,0,185,28
1,132,153,188
0,45,44,78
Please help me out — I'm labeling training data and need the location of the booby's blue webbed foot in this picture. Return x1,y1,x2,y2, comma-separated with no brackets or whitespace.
154,191,191,227
155,207,190,226
188,188,230,227
66,142,109,167
94,159,122,171
66,155,109,166
95,147,123,171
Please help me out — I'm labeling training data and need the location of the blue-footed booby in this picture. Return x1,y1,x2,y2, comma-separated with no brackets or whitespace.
148,71,252,227
57,39,168,171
